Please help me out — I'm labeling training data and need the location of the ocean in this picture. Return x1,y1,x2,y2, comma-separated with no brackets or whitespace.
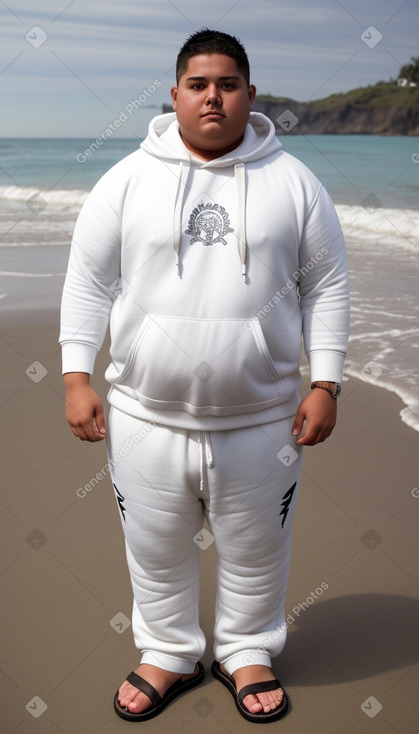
0,134,418,431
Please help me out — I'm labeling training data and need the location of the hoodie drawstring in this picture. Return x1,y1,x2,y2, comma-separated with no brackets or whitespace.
234,163,247,283
198,431,214,492
173,161,190,277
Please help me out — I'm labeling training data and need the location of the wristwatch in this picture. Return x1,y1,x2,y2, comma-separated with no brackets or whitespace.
311,381,341,399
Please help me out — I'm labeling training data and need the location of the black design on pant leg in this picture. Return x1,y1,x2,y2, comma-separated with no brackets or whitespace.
279,481,297,528
113,483,127,522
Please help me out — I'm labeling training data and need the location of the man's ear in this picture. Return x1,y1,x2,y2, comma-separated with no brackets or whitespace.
248,84,256,106
170,87,178,111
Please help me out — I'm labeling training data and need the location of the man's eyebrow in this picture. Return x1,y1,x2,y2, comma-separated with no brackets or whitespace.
185,75,240,81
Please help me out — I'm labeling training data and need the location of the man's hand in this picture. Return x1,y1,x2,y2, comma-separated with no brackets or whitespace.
64,372,106,442
292,389,337,446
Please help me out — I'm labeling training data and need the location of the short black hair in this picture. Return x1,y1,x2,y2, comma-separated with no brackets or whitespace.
176,28,250,85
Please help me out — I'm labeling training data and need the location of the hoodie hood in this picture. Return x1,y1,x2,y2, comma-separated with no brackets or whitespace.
140,111,282,281
140,111,282,166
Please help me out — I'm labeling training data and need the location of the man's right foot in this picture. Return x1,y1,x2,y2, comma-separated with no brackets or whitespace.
117,663,198,714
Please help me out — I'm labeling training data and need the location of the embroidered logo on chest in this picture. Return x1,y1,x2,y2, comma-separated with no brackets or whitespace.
185,203,234,246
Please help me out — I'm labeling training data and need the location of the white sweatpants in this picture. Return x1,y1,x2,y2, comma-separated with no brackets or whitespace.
106,406,302,676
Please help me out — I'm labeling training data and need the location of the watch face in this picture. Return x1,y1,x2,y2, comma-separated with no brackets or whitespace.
334,383,342,398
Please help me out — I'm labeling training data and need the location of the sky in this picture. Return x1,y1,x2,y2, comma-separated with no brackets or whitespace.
0,0,418,138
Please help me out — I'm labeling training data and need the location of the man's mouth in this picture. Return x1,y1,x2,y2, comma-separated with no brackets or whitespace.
202,111,225,118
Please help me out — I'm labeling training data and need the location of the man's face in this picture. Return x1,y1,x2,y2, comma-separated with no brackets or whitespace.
171,54,256,160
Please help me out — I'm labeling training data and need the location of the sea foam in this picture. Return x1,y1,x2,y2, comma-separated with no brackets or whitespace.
0,185,89,209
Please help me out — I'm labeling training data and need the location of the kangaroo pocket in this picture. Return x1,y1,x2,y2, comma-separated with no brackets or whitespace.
108,314,289,417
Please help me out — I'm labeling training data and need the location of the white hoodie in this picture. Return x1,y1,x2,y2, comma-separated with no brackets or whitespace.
60,112,350,430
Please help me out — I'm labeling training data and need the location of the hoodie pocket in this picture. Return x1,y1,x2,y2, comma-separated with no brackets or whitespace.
110,314,287,416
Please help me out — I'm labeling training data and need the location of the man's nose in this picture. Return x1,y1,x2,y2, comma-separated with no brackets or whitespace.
205,85,221,104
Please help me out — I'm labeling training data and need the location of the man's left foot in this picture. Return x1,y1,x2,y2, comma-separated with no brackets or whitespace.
211,660,289,723
221,664,284,714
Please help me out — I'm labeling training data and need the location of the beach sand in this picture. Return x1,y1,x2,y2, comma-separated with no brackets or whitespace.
1,320,418,734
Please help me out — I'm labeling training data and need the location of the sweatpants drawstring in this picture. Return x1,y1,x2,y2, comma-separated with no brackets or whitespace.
198,431,214,491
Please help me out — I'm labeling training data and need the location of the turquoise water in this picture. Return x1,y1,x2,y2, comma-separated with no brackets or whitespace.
284,135,419,210
0,135,418,208
0,138,141,191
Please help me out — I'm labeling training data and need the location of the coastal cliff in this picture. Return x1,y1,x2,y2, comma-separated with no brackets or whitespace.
252,83,419,135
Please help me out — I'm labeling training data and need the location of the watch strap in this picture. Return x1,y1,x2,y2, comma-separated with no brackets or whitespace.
311,382,340,399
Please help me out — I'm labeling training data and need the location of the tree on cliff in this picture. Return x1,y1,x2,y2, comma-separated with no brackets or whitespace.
398,56,419,84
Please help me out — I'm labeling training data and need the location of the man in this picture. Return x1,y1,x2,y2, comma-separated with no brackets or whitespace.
60,29,349,724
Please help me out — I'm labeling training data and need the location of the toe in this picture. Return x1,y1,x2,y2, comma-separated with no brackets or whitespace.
261,688,284,712
242,688,284,714
242,693,263,713
127,693,150,713
117,682,151,713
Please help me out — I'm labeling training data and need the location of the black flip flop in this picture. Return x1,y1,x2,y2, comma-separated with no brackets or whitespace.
114,661,205,721
211,660,289,723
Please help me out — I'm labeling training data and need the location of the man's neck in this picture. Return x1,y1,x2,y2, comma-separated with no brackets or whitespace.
179,132,245,161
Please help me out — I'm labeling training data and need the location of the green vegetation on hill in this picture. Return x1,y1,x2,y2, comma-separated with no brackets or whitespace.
257,80,419,112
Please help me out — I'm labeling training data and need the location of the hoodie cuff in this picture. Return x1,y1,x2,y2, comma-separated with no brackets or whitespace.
61,342,98,375
308,350,346,384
